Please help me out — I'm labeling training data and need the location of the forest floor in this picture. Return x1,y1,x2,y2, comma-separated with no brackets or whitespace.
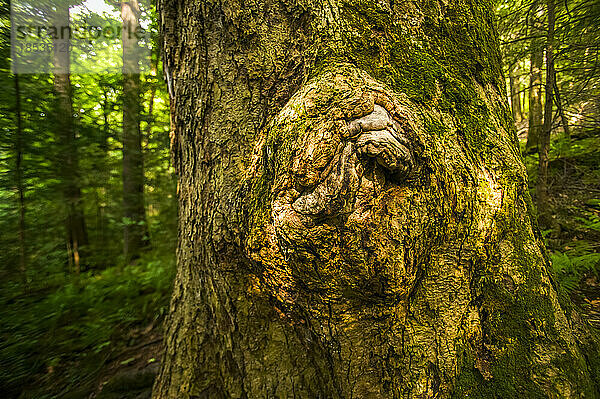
86,323,163,399
56,322,163,399
573,276,600,329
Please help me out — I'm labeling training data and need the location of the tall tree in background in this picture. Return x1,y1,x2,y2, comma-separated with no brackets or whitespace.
496,0,527,131
13,73,26,283
8,6,27,282
553,71,570,139
121,0,149,262
53,3,87,272
154,0,600,397
537,0,556,226
509,63,523,124
527,45,543,150
527,0,544,152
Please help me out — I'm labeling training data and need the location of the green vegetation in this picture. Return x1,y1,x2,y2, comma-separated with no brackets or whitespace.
534,136,600,292
0,251,174,398
519,132,600,294
0,1,176,397
498,0,600,303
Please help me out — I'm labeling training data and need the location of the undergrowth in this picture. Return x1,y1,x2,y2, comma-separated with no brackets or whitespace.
0,250,175,398
526,134,600,294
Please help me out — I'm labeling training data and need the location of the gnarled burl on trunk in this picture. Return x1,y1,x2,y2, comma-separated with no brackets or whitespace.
154,1,600,398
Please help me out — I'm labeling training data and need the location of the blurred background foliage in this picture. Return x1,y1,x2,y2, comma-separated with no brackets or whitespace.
1,0,176,397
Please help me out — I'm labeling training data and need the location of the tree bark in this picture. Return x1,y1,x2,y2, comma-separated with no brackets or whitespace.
122,0,150,263
53,5,87,271
154,1,600,398
537,0,556,227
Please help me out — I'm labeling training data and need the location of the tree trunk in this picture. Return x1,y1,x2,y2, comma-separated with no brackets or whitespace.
14,73,26,285
509,63,522,124
537,0,556,228
145,46,159,143
97,85,111,249
553,73,571,140
154,1,600,398
527,27,544,151
122,0,149,263
53,5,87,271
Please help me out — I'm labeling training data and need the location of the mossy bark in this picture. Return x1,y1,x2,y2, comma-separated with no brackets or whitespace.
154,1,600,398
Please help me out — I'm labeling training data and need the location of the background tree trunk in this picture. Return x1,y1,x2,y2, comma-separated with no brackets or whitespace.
537,0,556,227
14,73,26,285
53,5,87,272
509,63,522,123
121,0,149,263
154,1,600,398
527,36,544,151
553,73,571,139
